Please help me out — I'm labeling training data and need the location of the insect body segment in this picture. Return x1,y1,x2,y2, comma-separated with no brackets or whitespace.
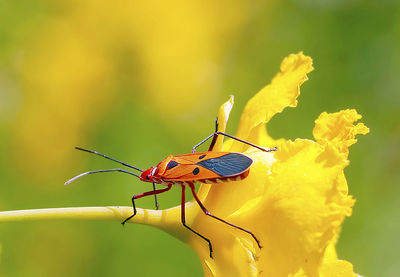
66,120,277,258
142,152,253,185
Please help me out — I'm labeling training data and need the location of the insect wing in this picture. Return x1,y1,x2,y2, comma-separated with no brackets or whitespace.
197,153,253,177
161,152,252,181
162,162,218,181
162,152,222,181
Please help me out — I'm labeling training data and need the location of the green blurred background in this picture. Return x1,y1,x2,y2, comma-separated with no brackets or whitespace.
0,1,398,276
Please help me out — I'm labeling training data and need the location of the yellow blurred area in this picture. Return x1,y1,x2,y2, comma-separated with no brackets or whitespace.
14,21,114,180
11,0,251,180
1,0,398,276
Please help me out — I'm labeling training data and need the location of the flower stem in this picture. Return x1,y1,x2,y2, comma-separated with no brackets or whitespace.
0,206,188,241
0,206,155,224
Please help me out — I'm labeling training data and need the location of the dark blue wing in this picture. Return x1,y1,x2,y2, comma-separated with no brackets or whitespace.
196,153,253,177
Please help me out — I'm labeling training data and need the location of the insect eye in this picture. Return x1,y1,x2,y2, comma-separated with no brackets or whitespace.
146,175,150,180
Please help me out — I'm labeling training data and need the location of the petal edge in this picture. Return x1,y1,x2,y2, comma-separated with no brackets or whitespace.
233,52,314,151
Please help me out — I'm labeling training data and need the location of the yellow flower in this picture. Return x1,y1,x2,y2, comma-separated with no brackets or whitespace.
1,52,369,276
155,52,369,276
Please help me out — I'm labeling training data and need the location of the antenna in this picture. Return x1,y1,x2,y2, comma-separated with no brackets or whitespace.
75,147,143,172
65,168,140,185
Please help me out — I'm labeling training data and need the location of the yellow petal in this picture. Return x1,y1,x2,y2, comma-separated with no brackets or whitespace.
313,109,370,156
231,52,314,152
320,260,357,277
229,139,354,276
197,95,234,200
214,95,235,152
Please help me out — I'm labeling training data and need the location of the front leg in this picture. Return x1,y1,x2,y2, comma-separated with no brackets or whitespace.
121,184,172,225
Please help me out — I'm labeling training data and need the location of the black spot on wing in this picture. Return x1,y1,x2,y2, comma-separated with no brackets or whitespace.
167,160,179,170
193,167,200,175
199,154,206,159
196,153,252,177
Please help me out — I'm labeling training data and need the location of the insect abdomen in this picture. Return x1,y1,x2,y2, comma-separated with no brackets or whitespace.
198,170,250,184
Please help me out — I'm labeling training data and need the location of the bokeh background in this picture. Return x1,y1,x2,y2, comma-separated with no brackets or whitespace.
0,1,399,276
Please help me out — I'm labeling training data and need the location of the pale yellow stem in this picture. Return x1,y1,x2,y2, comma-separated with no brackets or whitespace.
0,206,138,222
0,205,191,242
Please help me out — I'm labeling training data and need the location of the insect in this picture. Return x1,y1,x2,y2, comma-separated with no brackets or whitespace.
66,120,277,258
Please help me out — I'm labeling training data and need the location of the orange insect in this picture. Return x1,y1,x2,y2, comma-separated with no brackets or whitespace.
66,120,277,258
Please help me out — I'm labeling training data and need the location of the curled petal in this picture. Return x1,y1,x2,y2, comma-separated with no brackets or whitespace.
231,52,314,151
313,109,370,156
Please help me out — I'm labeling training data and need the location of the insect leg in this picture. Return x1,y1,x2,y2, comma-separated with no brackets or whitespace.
207,118,219,151
152,182,159,210
191,133,215,153
74,147,143,172
192,117,277,153
192,118,219,153
188,183,262,249
121,184,172,225
180,184,213,258
215,131,277,153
